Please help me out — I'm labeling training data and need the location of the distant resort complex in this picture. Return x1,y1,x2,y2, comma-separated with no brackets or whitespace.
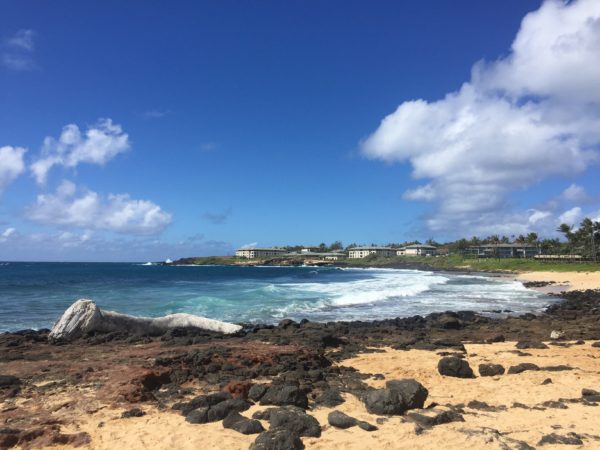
234,243,543,260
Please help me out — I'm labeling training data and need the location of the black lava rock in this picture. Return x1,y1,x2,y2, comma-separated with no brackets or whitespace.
385,379,429,410
437,357,475,378
314,389,345,407
407,409,465,428
357,421,378,431
268,406,321,438
259,385,308,409
252,409,273,421
248,384,269,402
222,411,265,435
363,388,405,415
478,363,505,377
466,400,506,412
186,407,210,424
121,408,145,418
327,411,358,429
173,391,232,415
538,433,583,446
507,363,540,374
207,398,252,422
516,341,549,350
250,428,304,450
543,365,573,372
185,398,251,424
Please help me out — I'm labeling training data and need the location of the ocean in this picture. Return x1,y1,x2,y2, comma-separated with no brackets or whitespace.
0,262,556,332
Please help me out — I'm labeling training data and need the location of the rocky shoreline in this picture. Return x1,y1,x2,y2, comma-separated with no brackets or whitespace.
1,289,600,449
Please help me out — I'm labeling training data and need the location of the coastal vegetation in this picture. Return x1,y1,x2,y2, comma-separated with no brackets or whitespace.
341,254,600,272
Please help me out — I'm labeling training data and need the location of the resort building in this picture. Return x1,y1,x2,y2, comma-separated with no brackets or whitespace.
462,244,541,259
235,248,288,259
398,244,437,257
285,251,347,261
348,246,396,259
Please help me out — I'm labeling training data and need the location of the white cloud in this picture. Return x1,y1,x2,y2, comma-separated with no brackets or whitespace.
27,180,172,235
0,146,26,195
528,209,552,225
57,230,93,248
402,184,436,201
30,119,130,184
558,206,583,226
2,29,36,70
240,242,258,249
361,0,600,235
559,184,590,203
0,227,16,243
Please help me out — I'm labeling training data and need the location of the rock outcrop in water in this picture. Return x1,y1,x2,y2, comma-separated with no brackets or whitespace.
48,299,242,342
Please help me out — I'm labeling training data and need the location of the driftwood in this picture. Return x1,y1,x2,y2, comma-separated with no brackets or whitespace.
48,299,242,342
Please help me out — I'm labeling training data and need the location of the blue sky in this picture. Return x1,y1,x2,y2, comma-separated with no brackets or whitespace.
1,0,599,261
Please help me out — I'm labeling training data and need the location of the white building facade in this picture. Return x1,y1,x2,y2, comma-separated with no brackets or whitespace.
348,247,396,259
235,248,288,258
398,244,437,256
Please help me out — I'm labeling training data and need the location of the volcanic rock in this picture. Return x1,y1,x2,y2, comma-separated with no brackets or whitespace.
507,363,540,374
121,408,145,418
268,406,321,437
328,411,357,429
438,357,475,378
259,385,308,409
478,363,505,377
407,408,465,428
538,432,583,445
516,341,549,349
222,411,265,435
250,428,304,450
385,379,429,410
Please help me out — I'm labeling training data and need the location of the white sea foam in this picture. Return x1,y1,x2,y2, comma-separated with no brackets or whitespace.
282,269,450,307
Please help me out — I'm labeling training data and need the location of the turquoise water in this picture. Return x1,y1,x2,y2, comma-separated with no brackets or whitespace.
0,262,555,332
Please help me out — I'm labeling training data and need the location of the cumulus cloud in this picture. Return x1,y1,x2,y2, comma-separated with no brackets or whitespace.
0,146,26,195
559,184,592,203
30,119,130,184
240,242,258,249
361,0,600,235
2,29,36,70
0,227,17,243
27,180,172,235
558,206,583,226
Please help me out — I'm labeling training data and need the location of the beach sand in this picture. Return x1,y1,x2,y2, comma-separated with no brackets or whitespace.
517,271,600,291
6,341,599,450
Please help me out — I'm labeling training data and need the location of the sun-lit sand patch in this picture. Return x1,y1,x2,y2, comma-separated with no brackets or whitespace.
517,271,600,291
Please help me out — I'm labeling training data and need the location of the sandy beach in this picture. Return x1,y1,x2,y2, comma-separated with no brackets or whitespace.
2,275,600,449
517,271,600,292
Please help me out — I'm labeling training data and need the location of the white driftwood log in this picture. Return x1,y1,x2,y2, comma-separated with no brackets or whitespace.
49,299,242,342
